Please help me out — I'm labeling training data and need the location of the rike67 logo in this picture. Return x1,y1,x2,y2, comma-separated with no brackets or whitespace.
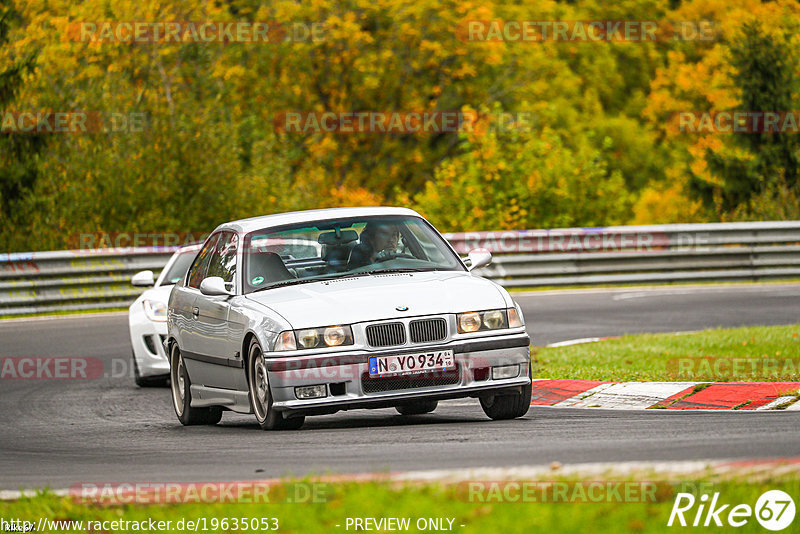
668,490,795,530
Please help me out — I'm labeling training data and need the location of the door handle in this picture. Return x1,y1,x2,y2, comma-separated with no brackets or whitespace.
192,306,199,318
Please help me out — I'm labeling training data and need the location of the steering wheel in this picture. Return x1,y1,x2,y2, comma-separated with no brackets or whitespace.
374,250,397,262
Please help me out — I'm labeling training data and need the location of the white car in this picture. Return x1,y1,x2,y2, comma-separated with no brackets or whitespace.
129,244,200,387
166,207,531,429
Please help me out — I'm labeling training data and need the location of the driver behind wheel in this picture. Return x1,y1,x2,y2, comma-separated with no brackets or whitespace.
348,222,400,267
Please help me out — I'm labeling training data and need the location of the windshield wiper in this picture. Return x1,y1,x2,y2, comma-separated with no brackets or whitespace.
365,267,432,274
249,272,371,293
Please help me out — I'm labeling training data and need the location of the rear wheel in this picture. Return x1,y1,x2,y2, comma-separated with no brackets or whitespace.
480,380,532,420
170,343,222,425
396,400,438,415
247,339,304,430
133,350,168,388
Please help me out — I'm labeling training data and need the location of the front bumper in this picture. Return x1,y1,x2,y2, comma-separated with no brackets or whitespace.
265,333,531,414
129,316,170,377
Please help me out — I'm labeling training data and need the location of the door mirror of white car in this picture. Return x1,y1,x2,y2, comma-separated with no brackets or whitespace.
131,270,155,287
465,249,492,271
200,276,233,296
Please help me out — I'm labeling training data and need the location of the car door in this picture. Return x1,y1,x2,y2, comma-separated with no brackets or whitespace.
186,231,242,390
172,233,218,361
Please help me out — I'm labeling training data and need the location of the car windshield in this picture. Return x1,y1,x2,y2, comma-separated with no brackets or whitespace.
242,215,464,293
159,249,199,286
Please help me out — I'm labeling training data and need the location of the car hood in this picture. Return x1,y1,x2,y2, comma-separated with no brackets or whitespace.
244,271,507,328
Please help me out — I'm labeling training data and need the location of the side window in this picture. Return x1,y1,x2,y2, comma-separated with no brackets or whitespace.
207,232,238,284
186,234,219,289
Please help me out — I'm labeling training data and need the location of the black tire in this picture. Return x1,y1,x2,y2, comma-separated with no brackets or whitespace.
133,351,169,388
396,400,438,415
169,343,222,425
247,339,305,431
479,379,532,420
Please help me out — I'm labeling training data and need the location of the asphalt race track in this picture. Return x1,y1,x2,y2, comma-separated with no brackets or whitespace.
1,284,799,490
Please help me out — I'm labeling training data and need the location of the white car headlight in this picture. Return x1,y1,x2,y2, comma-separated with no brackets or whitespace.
142,300,168,322
274,325,354,351
458,312,482,333
457,308,523,333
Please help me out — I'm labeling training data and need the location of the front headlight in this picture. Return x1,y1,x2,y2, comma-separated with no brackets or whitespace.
274,325,354,351
457,308,523,333
458,312,482,333
143,300,168,322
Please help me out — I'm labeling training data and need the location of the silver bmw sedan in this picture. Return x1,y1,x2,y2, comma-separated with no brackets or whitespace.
166,207,531,430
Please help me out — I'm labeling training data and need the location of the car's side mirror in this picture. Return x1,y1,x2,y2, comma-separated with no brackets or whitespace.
131,270,155,287
200,277,233,296
464,249,492,271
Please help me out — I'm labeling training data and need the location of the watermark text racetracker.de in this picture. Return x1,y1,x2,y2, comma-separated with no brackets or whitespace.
456,20,717,42
65,21,324,43
673,111,800,134
70,232,209,252
0,112,147,134
1,357,132,380
273,110,538,135
459,481,668,503
70,481,329,505
443,229,717,254
667,357,800,381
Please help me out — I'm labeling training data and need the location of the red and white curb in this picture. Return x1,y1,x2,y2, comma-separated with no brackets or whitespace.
531,380,800,410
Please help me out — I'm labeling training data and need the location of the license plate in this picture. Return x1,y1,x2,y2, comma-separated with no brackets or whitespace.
369,350,455,377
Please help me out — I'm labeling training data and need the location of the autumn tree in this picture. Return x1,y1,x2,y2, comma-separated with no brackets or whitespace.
702,21,800,217
0,0,45,248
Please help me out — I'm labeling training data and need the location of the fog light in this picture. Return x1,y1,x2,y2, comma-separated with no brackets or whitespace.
492,364,520,380
294,384,327,399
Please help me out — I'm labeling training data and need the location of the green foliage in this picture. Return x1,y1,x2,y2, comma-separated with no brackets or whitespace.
1,0,800,252
409,117,634,231
0,0,45,228
702,21,800,214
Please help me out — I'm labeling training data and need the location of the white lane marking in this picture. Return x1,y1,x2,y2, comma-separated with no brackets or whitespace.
512,283,800,299
0,311,127,325
552,382,617,406
757,396,798,410
614,290,699,301
562,382,700,410
546,337,602,347
613,287,800,301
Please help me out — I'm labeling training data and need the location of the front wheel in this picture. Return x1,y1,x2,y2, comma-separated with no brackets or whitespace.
170,343,222,425
247,339,304,430
480,380,532,420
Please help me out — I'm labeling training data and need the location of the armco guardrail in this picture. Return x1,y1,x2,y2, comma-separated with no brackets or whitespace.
1,221,799,316
445,221,800,287
0,248,176,315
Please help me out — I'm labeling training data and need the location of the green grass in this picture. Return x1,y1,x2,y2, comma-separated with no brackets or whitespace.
2,476,798,533
533,324,800,382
